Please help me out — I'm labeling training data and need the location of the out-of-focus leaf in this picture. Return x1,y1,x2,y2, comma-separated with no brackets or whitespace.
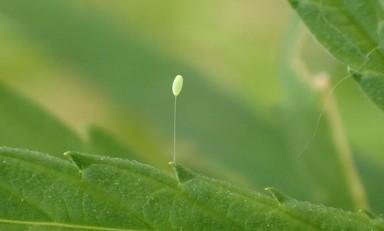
379,21,384,48
86,125,143,161
355,152,384,213
288,0,384,110
0,83,83,155
0,146,383,231
0,82,144,162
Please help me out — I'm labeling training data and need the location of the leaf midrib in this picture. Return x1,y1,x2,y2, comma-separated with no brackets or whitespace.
0,218,143,231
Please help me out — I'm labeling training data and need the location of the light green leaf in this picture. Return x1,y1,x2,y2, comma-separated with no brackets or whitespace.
0,146,383,231
0,83,83,156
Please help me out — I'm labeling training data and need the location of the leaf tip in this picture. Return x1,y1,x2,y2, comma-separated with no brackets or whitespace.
347,67,362,82
64,151,90,170
169,161,196,183
265,187,291,204
288,0,300,8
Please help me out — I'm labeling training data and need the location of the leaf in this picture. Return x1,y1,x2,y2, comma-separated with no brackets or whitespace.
288,0,384,109
355,152,384,214
352,70,384,110
85,125,143,161
0,146,383,231
288,0,384,73
1,0,382,211
0,83,83,156
0,83,143,163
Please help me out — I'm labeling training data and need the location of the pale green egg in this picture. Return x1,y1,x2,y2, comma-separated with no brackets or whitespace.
172,75,183,96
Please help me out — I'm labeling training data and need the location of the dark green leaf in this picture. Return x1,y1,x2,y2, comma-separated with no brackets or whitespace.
288,0,384,73
352,71,384,110
0,146,383,230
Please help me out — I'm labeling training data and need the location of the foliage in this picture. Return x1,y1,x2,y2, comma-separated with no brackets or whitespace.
288,0,384,110
0,0,383,230
1,147,383,230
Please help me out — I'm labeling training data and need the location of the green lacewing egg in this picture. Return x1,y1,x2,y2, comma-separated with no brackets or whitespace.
172,75,183,96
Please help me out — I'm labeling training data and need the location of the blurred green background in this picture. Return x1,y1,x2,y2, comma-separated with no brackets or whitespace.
0,0,383,212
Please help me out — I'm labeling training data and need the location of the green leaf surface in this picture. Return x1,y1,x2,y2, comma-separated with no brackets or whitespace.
288,0,384,109
1,0,383,211
0,146,383,231
288,0,384,73
0,83,83,156
352,71,384,110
